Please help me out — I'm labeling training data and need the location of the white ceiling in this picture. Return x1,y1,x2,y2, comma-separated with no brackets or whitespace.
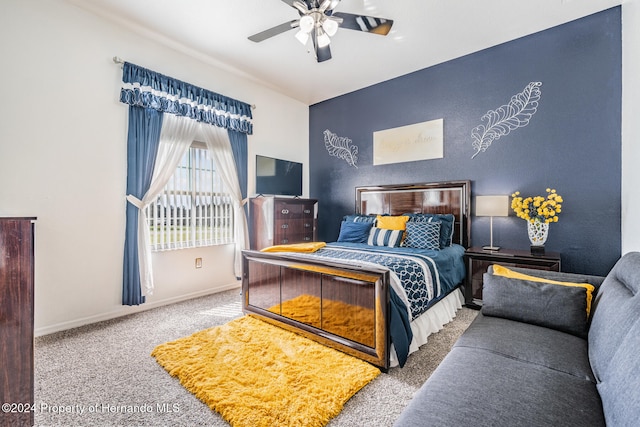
70,0,622,105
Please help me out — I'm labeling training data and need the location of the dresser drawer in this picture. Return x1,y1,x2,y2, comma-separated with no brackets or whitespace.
274,202,304,219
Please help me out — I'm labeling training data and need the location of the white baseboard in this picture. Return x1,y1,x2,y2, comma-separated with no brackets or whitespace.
34,282,242,337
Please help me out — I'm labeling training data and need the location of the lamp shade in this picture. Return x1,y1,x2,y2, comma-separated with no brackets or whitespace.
316,29,331,47
295,29,310,45
476,195,509,217
322,18,339,36
299,15,315,33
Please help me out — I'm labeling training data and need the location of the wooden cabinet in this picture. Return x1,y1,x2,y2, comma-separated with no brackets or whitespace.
0,217,36,427
464,246,561,309
249,197,318,250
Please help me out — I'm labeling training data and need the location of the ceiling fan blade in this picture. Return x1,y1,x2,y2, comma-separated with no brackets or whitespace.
332,12,393,35
316,44,332,62
248,20,298,42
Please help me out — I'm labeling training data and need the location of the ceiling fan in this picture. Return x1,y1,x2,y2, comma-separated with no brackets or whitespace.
248,0,394,62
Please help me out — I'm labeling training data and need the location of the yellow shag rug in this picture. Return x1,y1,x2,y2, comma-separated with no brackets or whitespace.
151,315,380,427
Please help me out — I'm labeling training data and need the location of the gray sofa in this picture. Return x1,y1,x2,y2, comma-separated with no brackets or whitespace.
394,252,640,427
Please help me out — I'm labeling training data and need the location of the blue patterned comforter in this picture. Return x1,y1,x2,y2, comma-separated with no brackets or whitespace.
312,242,466,319
286,242,466,367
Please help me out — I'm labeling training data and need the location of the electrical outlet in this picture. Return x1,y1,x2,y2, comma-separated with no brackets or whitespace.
195,258,202,268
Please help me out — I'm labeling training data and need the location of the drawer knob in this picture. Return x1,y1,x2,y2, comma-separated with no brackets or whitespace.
281,209,289,214
303,209,311,214
281,224,289,229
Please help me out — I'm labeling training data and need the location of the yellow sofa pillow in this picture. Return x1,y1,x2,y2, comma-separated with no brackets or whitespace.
492,264,595,315
376,215,409,230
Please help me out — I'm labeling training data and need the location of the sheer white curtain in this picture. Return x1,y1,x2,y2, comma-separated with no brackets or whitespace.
127,114,198,296
200,123,249,277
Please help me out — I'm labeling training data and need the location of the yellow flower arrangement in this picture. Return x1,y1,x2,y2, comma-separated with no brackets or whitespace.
511,188,563,224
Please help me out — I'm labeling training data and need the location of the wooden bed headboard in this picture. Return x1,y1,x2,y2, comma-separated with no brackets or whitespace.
355,180,471,248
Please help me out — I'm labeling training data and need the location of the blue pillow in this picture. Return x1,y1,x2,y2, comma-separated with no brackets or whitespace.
337,221,373,243
405,213,455,248
404,222,441,250
367,227,404,247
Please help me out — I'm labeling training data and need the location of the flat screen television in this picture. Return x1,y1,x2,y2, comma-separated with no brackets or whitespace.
256,155,303,196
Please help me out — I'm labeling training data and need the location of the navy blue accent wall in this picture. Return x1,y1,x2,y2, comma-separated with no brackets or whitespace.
309,8,621,276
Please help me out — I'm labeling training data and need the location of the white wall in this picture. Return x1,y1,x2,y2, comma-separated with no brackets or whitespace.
622,0,640,253
0,0,308,335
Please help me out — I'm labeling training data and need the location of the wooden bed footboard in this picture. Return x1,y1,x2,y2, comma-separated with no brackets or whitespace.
242,249,392,370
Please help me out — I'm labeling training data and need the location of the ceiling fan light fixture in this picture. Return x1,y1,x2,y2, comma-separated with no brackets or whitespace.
316,28,331,47
247,0,394,63
299,15,315,33
322,18,339,37
295,29,310,45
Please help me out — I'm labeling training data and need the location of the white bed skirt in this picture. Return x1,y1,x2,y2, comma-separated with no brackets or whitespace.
389,288,465,368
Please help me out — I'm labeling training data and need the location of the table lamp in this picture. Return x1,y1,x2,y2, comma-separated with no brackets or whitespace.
475,195,509,251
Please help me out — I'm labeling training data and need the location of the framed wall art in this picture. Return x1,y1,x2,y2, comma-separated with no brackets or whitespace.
373,118,444,165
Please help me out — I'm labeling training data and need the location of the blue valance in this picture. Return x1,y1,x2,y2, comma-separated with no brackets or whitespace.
119,62,253,135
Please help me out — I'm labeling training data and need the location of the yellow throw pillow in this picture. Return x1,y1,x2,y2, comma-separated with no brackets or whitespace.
492,264,595,315
376,215,409,230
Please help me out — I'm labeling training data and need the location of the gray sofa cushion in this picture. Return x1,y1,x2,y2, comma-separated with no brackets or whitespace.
596,317,640,426
455,313,594,381
393,344,604,427
482,272,590,338
587,252,640,426
589,252,640,383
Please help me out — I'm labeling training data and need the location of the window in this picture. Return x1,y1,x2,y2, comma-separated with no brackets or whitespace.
145,142,234,251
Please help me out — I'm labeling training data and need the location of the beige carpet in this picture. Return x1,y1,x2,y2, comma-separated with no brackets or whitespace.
152,315,381,427
34,289,477,426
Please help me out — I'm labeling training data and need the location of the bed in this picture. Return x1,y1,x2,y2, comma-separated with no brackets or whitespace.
241,180,471,370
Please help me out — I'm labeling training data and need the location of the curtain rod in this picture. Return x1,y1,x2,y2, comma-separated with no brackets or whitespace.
112,56,256,110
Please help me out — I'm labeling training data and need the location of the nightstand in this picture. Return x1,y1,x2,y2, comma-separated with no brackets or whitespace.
464,247,561,309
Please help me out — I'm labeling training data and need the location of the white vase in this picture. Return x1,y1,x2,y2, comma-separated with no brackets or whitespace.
527,220,549,246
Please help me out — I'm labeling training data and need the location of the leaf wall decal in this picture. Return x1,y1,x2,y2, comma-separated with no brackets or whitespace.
471,81,542,159
324,129,358,168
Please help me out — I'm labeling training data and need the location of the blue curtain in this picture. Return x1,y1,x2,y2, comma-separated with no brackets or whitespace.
119,62,253,135
120,61,253,305
228,130,248,200
123,106,163,306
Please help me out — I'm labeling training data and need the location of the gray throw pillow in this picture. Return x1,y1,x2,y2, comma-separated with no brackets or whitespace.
482,273,590,338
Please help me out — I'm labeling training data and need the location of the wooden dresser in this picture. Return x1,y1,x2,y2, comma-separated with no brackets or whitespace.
249,197,318,250
0,217,36,426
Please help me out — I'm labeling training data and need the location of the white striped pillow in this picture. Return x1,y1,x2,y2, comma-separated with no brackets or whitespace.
367,227,404,247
